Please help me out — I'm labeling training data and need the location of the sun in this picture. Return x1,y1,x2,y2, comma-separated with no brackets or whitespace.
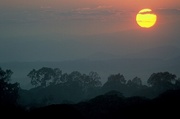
136,8,157,28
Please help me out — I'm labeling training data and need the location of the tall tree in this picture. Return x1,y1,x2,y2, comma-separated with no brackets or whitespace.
88,72,102,88
27,67,62,87
27,69,39,87
127,77,142,88
147,72,177,90
107,73,126,84
175,78,180,89
0,68,19,106
51,68,62,85
102,73,126,92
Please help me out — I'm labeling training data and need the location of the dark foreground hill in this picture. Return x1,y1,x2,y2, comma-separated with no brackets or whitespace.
2,89,180,119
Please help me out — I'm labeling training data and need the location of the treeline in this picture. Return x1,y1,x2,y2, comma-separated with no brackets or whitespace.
1,67,180,108
19,67,180,107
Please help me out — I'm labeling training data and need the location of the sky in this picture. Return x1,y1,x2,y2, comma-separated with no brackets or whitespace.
0,0,180,62
0,0,180,88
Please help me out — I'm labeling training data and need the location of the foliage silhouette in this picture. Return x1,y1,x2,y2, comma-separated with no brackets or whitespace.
0,68,19,106
0,68,26,118
147,72,177,92
102,73,127,94
24,68,180,106
2,67,180,119
27,67,62,87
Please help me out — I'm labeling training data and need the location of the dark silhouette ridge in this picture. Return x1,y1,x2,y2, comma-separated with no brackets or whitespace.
18,68,180,107
26,89,180,119
1,67,180,119
29,104,82,118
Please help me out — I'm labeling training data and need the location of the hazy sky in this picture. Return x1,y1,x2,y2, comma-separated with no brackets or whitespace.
0,0,180,62
1,0,180,9
1,0,180,89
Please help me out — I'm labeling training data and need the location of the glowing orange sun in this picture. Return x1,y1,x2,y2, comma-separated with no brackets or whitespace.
136,8,157,28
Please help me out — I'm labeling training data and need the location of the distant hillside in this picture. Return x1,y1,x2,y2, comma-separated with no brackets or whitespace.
28,89,180,119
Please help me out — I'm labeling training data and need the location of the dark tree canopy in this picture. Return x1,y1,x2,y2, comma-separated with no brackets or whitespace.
25,68,180,106
0,68,13,82
102,73,126,92
147,72,177,90
127,77,142,87
28,67,102,89
87,72,102,88
27,67,62,87
0,68,19,106
175,78,180,89
107,73,126,84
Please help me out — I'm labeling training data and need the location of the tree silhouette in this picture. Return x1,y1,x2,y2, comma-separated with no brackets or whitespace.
52,68,62,85
127,77,142,88
0,68,19,106
83,72,102,90
175,78,180,89
107,73,126,84
27,69,39,87
63,71,102,100
147,72,176,91
26,68,104,104
27,67,62,87
102,73,126,93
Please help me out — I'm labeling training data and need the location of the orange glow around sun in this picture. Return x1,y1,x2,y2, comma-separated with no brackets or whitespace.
136,8,157,28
